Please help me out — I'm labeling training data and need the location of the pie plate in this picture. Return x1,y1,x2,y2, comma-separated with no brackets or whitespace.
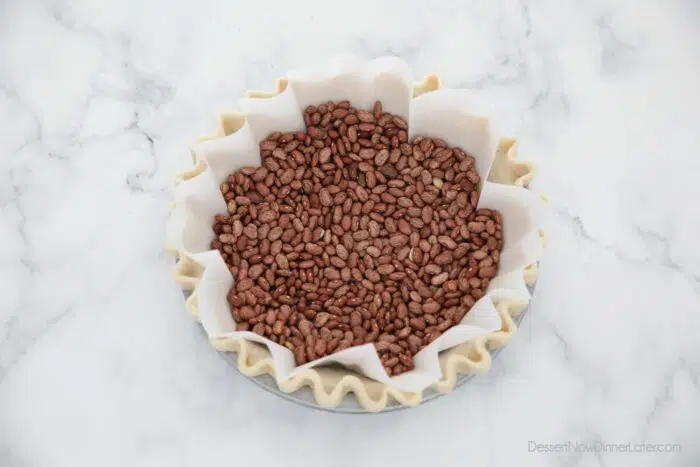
193,280,536,413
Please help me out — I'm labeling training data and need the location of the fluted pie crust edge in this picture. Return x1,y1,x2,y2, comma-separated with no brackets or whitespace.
166,74,546,411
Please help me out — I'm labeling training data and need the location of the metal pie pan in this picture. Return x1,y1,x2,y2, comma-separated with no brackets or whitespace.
193,282,536,414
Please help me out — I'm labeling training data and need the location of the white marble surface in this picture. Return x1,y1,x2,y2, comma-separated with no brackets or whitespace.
1,0,699,465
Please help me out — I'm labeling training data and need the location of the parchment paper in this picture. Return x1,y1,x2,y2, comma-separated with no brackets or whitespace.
166,56,545,392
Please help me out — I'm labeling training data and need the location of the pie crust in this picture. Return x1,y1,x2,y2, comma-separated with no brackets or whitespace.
166,74,546,411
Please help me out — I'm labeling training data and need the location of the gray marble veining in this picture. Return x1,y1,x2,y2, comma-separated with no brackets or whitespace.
1,0,699,466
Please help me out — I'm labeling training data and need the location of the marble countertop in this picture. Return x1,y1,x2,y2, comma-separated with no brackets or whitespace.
1,0,699,466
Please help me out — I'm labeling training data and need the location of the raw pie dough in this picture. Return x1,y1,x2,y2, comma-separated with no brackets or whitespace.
167,74,546,411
